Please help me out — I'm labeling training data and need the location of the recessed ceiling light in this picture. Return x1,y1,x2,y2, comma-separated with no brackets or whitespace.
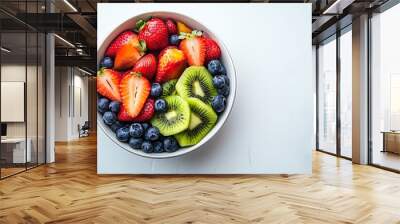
54,34,75,48
63,0,78,12
1,47,11,53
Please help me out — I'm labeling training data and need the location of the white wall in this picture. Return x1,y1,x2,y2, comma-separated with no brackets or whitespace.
54,67,89,141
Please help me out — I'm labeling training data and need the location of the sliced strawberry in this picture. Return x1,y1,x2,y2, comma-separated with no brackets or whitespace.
155,47,187,83
114,37,146,71
133,54,157,80
105,30,136,57
137,18,169,51
132,98,155,122
119,72,151,118
97,68,121,101
118,105,134,122
204,37,221,62
165,19,177,34
179,36,206,66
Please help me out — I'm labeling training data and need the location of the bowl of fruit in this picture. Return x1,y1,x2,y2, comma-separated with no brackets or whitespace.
97,12,236,158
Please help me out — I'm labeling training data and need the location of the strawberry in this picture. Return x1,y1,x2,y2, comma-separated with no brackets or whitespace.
117,99,154,122
105,30,136,57
155,47,187,83
133,54,157,80
114,35,146,70
204,37,221,62
179,33,206,66
117,105,134,122
119,72,151,118
137,18,168,51
97,68,121,101
177,21,192,34
165,19,177,34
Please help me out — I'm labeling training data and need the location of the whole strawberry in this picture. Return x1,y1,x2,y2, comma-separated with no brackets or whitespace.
105,30,136,57
165,19,178,34
133,54,157,80
204,37,221,62
137,18,168,51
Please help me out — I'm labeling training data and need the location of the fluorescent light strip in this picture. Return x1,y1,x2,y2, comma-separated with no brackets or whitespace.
77,67,93,76
54,34,75,48
1,47,11,53
322,0,343,14
63,0,78,12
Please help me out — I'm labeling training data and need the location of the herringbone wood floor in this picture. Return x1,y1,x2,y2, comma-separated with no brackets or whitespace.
1,135,400,224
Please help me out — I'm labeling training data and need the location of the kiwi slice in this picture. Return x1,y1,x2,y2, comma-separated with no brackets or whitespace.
162,79,178,97
176,66,217,104
151,95,191,136
175,98,217,147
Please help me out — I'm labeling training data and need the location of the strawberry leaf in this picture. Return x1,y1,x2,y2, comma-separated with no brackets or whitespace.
135,19,146,31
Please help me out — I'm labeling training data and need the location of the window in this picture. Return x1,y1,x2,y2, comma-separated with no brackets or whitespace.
340,29,352,158
318,37,337,154
371,3,400,171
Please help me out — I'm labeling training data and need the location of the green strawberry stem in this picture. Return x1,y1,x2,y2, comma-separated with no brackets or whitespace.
135,19,146,31
97,67,105,76
138,40,147,53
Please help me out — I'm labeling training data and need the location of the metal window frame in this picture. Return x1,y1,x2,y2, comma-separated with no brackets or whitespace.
315,24,353,161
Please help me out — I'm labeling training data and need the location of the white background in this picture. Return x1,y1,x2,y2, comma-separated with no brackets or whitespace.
97,3,313,174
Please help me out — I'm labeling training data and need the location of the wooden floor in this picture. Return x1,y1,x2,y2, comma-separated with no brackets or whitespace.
1,135,400,224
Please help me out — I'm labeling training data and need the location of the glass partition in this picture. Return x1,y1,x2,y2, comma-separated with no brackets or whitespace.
339,28,352,158
317,36,337,154
0,1,46,179
371,4,400,171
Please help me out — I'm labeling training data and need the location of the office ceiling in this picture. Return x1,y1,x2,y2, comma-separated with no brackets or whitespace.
0,0,393,71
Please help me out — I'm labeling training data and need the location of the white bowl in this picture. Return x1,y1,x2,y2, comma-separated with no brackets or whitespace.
97,11,236,159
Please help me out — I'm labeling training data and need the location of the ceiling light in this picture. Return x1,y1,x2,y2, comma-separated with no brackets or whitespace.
63,0,78,12
77,67,93,76
322,0,354,14
1,47,11,53
54,34,75,48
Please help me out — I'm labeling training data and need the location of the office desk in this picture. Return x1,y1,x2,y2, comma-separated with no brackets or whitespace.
1,138,31,163
382,131,400,154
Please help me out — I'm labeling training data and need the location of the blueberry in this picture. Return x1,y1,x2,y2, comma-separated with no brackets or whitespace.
154,99,167,113
97,98,110,114
116,127,130,142
217,85,230,97
144,127,160,141
129,123,144,138
212,75,228,89
163,137,179,152
219,63,227,75
129,137,143,149
141,141,154,153
103,111,116,125
211,95,226,113
110,121,123,132
169,34,180,46
141,122,150,131
100,56,113,68
207,60,224,76
150,83,163,97
109,101,120,113
153,141,164,153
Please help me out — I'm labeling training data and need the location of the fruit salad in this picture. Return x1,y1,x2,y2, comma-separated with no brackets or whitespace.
98,16,231,154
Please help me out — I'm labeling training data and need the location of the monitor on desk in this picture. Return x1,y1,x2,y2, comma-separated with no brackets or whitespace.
1,123,7,138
